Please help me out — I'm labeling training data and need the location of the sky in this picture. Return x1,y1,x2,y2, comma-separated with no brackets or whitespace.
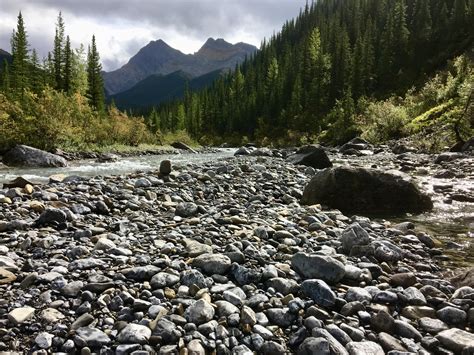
0,0,308,71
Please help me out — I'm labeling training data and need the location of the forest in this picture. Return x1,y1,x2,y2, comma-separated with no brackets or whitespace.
0,0,473,152
152,0,473,148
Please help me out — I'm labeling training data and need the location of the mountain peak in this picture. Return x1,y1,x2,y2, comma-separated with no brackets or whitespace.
196,38,256,61
103,38,257,95
198,38,232,53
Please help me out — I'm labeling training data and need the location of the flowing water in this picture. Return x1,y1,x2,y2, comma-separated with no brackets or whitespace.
1,149,472,266
0,149,236,184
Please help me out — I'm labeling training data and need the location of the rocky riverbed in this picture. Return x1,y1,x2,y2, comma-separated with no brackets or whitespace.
0,145,473,354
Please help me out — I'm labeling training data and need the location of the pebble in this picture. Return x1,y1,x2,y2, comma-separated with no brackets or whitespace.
0,149,471,354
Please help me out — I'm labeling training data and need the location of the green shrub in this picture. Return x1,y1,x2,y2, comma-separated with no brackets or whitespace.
360,100,409,143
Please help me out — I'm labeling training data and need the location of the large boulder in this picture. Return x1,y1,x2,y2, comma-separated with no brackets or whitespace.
3,145,68,168
301,167,432,215
286,145,332,169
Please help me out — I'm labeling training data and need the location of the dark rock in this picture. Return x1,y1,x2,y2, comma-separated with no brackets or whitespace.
301,167,433,215
291,253,345,284
437,328,474,353
301,279,336,308
2,176,34,188
286,145,332,170
36,208,67,226
159,160,172,175
297,337,330,355
3,145,68,167
171,141,196,153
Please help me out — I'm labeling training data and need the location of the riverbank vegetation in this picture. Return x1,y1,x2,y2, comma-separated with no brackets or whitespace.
0,12,157,153
1,1,473,154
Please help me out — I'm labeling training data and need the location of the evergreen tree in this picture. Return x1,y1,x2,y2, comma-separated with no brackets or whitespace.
29,49,42,93
53,12,65,90
64,35,73,94
10,11,30,95
1,60,10,92
86,35,105,112
43,52,55,88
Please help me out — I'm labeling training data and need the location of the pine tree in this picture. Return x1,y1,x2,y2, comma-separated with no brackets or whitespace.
1,60,10,92
30,49,42,93
53,12,65,90
86,35,105,112
43,52,55,87
63,35,72,94
10,11,30,95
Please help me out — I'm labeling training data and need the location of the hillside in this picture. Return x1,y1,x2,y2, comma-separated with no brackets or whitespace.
110,69,223,110
103,38,257,95
154,0,473,146
0,49,12,68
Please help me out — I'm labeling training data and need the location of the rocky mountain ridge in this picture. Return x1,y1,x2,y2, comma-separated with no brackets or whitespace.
103,38,257,95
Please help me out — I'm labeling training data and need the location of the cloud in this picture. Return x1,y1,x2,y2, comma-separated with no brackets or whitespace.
0,0,307,70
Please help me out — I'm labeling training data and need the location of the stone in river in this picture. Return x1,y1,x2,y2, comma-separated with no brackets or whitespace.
301,166,433,215
286,145,332,170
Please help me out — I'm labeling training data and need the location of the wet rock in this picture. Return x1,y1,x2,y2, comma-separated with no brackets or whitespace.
286,145,332,170
3,145,68,167
171,141,196,153
301,167,433,215
159,159,172,175
292,253,345,284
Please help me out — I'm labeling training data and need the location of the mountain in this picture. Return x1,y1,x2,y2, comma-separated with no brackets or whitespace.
110,69,223,110
103,38,257,95
0,49,12,66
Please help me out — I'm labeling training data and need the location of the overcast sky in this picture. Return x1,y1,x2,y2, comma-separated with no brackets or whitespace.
0,0,307,71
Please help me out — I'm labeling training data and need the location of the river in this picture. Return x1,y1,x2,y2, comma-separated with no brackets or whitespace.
1,148,472,266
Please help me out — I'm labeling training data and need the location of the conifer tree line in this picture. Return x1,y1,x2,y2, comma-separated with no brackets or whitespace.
0,12,152,152
152,0,474,143
1,12,105,112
